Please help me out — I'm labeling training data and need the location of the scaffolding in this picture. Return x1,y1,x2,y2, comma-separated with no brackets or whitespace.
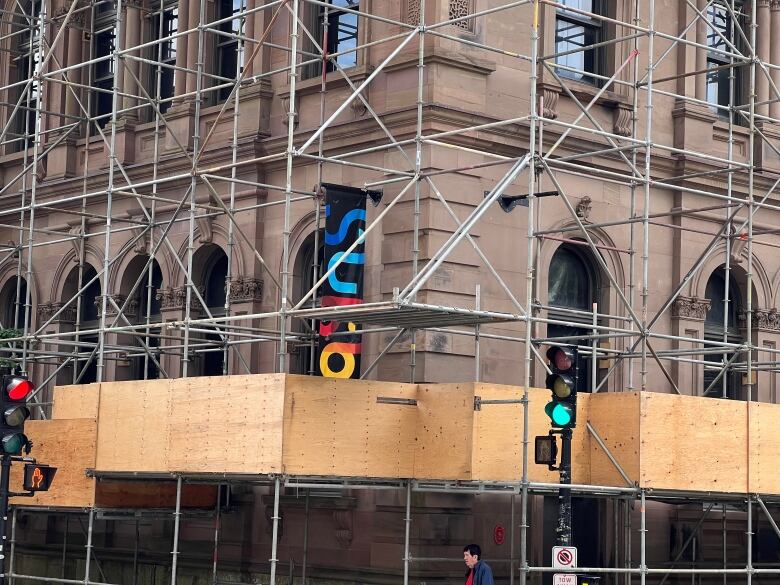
1,0,780,583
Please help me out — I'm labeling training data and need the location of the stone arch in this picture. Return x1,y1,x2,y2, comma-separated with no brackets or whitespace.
689,244,766,310
107,230,175,296
170,220,245,287
537,219,626,318
288,210,324,303
50,244,105,306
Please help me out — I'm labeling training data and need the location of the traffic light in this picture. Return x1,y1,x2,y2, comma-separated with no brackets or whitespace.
545,346,578,428
0,375,32,455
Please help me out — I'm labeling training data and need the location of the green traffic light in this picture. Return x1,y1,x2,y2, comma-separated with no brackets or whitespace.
2,432,28,455
545,401,574,427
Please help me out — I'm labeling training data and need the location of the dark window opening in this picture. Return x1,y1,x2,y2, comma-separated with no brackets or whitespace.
151,1,178,113
91,4,118,134
703,267,743,398
706,1,745,118
0,277,28,331
10,0,42,151
215,0,244,101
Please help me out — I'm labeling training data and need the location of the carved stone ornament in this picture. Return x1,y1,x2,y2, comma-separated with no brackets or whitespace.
543,87,560,120
613,104,633,137
350,89,369,118
95,294,138,319
53,4,84,27
132,226,151,255
68,225,83,263
739,308,780,331
449,0,475,31
228,277,263,304
405,0,420,25
156,286,205,310
670,296,711,321
196,214,213,244
281,95,299,129
37,301,76,324
575,196,592,219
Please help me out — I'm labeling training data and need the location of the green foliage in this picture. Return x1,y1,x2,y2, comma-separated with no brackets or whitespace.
0,329,23,368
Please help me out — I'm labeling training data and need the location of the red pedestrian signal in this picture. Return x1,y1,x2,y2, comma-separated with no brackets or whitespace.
22,464,56,492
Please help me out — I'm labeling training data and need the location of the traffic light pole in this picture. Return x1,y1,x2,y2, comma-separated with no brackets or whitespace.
0,454,11,584
557,428,572,546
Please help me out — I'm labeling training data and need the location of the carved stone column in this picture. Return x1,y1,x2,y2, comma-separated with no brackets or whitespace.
757,0,771,117
695,0,707,101
122,0,141,116
184,0,200,96
174,0,189,102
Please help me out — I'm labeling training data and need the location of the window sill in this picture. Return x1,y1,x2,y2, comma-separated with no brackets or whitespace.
540,79,630,109
277,64,370,101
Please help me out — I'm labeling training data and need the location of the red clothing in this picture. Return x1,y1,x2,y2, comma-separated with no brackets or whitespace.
466,570,475,585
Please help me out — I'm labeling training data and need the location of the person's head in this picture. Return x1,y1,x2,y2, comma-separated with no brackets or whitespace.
463,544,481,568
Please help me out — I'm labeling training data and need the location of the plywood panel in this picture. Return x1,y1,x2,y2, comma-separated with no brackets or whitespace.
95,481,218,508
749,401,780,493
51,384,100,420
414,383,473,480
639,392,747,492
283,375,417,477
95,380,171,472
10,419,97,508
588,392,640,487
168,374,285,473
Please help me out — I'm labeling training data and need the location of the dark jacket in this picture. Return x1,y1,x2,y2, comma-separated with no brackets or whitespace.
465,560,494,585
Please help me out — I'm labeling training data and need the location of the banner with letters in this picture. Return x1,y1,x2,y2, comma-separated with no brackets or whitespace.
316,183,380,379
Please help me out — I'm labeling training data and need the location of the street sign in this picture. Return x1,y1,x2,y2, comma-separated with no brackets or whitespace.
553,574,577,585
552,545,577,569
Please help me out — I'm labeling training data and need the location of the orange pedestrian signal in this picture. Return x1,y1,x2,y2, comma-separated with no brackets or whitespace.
22,464,56,492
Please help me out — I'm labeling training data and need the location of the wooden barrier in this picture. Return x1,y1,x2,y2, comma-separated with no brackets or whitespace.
12,375,780,508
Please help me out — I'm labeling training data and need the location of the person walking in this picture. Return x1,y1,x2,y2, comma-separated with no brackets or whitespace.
463,544,494,585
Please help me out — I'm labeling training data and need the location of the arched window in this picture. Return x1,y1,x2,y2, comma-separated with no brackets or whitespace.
0,276,28,330
292,230,324,375
547,244,599,392
703,267,743,398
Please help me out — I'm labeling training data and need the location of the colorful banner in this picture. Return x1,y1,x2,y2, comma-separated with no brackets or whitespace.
316,184,375,379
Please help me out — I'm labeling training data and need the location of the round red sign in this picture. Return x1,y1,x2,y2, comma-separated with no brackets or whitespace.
493,524,505,545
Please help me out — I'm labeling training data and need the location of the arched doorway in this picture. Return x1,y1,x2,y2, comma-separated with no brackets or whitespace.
119,256,163,380
191,245,228,376
61,265,101,384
